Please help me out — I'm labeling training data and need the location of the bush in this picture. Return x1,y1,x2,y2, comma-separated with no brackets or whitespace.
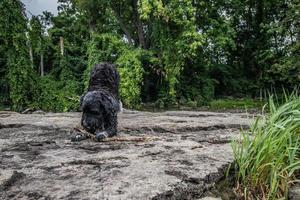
85,33,145,109
84,33,125,89
32,76,79,112
232,93,300,199
117,49,144,108
7,42,38,111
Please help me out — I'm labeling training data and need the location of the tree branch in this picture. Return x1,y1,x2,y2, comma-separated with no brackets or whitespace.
111,8,134,46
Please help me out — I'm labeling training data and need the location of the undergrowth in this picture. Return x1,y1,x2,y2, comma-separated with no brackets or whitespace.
232,92,300,199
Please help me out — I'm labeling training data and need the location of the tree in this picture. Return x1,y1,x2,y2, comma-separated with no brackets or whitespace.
1,0,298,111
0,0,37,110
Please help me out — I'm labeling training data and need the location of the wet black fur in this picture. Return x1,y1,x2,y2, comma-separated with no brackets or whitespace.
80,63,120,140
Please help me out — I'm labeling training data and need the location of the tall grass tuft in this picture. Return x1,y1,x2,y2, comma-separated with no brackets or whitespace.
232,92,300,199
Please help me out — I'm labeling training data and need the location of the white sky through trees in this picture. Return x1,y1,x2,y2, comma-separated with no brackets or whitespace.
21,0,58,17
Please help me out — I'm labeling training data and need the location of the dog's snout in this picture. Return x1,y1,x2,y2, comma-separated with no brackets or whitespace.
82,120,92,131
82,116,99,133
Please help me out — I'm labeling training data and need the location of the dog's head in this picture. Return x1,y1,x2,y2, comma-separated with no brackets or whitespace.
80,91,105,133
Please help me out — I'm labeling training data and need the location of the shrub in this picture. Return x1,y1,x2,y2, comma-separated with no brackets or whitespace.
84,33,125,89
32,75,79,112
117,49,144,108
85,33,145,109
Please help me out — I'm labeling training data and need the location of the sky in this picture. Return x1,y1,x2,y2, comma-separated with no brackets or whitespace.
21,0,58,17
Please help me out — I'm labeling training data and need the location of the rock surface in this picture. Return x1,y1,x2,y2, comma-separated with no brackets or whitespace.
289,184,300,200
0,110,254,200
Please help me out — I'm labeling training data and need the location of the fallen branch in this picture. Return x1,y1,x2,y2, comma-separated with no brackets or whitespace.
73,126,158,142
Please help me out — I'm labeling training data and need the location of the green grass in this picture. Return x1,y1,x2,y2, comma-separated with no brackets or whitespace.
209,98,264,110
140,98,264,111
232,93,300,199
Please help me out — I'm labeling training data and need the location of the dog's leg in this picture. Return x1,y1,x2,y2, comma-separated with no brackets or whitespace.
95,112,118,141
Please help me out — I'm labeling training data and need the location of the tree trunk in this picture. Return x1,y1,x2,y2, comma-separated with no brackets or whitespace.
29,45,33,68
60,37,64,56
40,53,44,77
132,0,146,49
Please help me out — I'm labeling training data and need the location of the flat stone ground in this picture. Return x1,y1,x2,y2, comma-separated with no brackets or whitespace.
0,110,254,200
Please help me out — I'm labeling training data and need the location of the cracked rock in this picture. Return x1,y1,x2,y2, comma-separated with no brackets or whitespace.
0,110,253,200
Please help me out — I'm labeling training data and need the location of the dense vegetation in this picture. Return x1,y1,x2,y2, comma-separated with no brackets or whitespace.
0,0,299,111
233,93,300,199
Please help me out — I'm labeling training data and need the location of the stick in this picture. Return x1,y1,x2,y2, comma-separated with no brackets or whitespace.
72,127,158,142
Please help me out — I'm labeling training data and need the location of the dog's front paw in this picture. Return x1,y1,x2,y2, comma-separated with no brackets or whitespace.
95,131,108,141
71,133,88,142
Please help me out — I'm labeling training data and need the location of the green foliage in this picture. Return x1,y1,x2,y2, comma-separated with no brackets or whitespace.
28,16,43,68
85,33,125,88
0,0,38,111
86,33,144,108
232,93,300,199
7,52,37,111
39,47,81,111
145,0,203,104
32,76,79,112
117,49,144,108
1,0,299,111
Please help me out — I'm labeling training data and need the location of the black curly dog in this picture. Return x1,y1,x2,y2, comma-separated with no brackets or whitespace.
72,63,120,142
